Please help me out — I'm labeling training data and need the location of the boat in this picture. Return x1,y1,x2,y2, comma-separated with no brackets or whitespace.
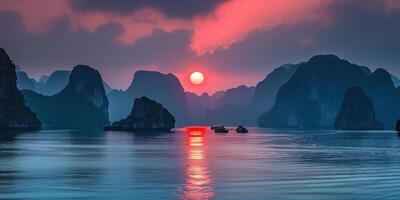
212,126,229,133
236,125,248,133
211,125,223,130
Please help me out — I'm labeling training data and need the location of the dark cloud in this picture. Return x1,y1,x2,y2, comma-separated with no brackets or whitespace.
200,0,400,75
69,0,227,18
0,0,400,91
0,10,195,88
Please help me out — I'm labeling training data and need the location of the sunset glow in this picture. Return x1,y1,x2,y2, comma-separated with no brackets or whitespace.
181,127,214,199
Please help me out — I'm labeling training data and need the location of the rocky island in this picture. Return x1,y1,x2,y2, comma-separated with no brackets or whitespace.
0,48,41,130
105,96,175,132
334,87,384,130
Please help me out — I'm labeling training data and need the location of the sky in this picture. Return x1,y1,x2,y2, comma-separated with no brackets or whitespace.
0,0,400,94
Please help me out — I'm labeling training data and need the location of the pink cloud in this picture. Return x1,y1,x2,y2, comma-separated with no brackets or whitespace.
190,0,331,55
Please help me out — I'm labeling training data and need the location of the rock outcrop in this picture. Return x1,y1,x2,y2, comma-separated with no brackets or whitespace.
0,48,41,130
107,70,189,126
22,65,109,128
334,87,383,130
105,96,175,132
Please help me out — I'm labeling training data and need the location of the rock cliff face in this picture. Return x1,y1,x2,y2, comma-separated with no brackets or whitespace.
108,71,189,126
22,65,109,128
0,48,41,130
334,87,383,130
62,65,109,115
106,96,175,131
258,55,400,129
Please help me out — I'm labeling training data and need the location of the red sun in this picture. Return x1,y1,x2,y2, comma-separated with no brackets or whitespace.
190,71,204,85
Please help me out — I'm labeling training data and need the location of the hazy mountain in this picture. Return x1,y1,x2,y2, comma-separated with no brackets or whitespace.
186,92,211,124
39,75,49,84
102,80,112,94
203,85,255,125
249,64,298,116
334,87,383,130
38,70,71,96
22,65,109,128
16,69,113,96
391,74,400,87
108,71,189,126
214,85,255,108
185,91,226,124
259,55,400,129
16,71,36,91
0,48,41,130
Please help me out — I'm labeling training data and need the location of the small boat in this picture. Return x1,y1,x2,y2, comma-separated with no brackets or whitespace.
213,126,229,133
236,125,248,133
211,125,223,130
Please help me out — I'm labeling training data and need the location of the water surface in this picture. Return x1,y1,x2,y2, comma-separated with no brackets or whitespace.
0,128,400,199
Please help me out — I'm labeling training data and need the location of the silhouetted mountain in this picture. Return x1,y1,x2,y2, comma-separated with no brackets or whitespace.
102,80,112,94
16,69,113,97
391,75,400,87
186,92,211,124
16,69,71,95
16,71,36,91
186,91,227,125
259,55,400,129
0,48,41,130
39,75,49,84
214,85,255,108
248,64,298,122
205,85,255,125
39,70,71,96
105,96,175,132
210,91,225,104
22,65,109,128
334,87,383,130
108,71,189,126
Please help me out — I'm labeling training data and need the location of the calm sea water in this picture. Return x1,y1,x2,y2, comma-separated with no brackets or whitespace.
1,127,400,199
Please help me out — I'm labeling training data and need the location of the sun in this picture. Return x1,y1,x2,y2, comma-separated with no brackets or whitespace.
190,71,204,85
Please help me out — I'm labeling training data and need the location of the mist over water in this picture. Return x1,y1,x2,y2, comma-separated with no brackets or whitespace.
0,128,400,199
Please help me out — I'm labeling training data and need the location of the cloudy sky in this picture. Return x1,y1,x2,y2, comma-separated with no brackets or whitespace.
0,0,399,94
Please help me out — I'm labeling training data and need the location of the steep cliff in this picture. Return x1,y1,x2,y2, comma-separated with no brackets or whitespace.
0,48,41,130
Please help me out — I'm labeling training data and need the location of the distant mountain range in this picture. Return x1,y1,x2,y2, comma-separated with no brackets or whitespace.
22,65,109,128
16,69,112,96
9,46,400,130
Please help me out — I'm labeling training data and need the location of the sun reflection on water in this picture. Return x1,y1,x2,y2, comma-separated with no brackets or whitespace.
180,127,214,200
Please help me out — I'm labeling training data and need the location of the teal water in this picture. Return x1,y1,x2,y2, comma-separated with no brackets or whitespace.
0,128,400,199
